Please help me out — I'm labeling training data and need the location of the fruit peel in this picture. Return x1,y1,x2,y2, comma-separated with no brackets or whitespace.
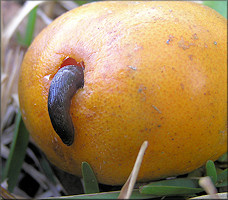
19,1,227,185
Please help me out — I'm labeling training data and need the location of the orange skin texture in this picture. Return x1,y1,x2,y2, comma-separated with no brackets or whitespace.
19,1,227,185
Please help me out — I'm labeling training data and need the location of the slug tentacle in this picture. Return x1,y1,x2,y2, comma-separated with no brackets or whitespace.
48,65,84,146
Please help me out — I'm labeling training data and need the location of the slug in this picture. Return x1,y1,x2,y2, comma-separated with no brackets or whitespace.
48,65,84,146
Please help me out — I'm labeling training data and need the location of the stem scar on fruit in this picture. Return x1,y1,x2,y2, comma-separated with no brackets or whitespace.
48,65,84,146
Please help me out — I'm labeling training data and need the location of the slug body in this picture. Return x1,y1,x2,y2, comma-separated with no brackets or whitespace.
48,65,84,146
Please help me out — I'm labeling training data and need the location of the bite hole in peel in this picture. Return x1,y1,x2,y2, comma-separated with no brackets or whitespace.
60,57,85,70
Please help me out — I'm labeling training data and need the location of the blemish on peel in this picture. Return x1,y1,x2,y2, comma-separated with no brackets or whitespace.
134,43,143,51
161,66,166,73
166,35,174,45
188,55,193,61
127,65,137,70
192,33,198,40
175,18,179,23
22,109,26,115
214,41,217,45
152,105,162,114
44,74,51,81
178,36,194,50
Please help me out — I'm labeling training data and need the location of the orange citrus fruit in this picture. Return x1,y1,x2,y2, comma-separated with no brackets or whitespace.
19,1,227,185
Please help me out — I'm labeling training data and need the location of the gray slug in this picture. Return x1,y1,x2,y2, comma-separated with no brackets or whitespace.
48,65,84,146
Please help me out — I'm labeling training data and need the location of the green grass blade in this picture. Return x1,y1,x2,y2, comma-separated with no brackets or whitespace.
217,153,228,163
81,162,99,194
216,169,228,187
24,6,37,46
17,6,38,47
203,1,227,19
40,155,57,184
139,178,203,196
206,160,217,184
2,110,30,192
74,1,89,6
47,189,157,199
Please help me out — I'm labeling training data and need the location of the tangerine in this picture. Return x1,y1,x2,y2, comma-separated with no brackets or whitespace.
19,1,227,185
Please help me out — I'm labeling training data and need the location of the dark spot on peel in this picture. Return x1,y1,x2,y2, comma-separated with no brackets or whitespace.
192,33,198,40
188,55,193,61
